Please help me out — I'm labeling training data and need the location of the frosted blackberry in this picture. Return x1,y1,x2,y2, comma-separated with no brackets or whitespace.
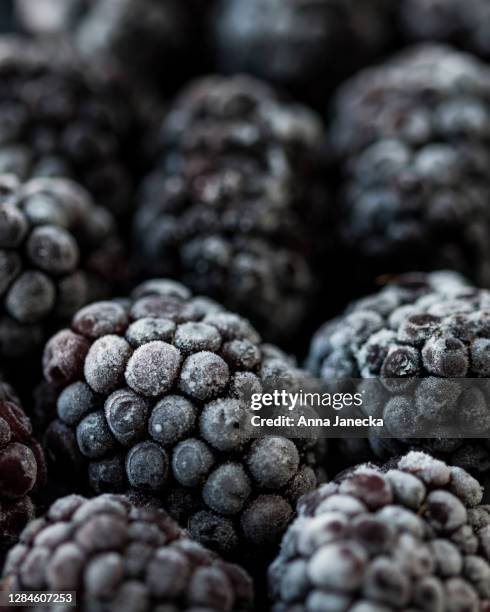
399,0,490,59
307,270,490,474
331,44,490,287
40,278,319,557
270,451,490,611
0,175,123,361
0,379,45,554
0,1,14,32
0,35,134,218
2,494,254,611
211,0,392,107
134,75,325,342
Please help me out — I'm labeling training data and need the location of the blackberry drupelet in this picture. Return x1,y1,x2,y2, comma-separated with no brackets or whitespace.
307,270,490,474
0,174,124,361
330,44,490,288
40,278,319,558
270,451,490,612
211,0,393,107
399,0,490,59
0,35,134,218
134,75,326,342
0,380,45,554
2,494,254,611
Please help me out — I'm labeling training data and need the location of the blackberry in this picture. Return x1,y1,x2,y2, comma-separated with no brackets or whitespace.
17,0,207,96
211,0,393,107
330,44,490,288
2,494,254,611
76,0,195,94
15,0,88,35
307,270,490,474
270,451,490,612
0,379,45,554
0,175,124,364
40,278,319,558
134,75,326,342
399,0,490,60
0,35,134,218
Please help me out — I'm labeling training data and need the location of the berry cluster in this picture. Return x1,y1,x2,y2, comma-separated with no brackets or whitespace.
76,0,194,92
308,271,490,474
41,278,319,557
0,380,45,554
2,494,254,611
270,451,490,611
399,0,490,59
0,175,123,361
331,44,490,288
2,2,490,610
134,75,325,341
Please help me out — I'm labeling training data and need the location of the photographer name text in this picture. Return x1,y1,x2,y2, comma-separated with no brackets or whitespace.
249,390,383,428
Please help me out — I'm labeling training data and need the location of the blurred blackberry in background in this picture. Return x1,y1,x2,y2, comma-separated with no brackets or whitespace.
399,0,490,59
270,451,490,611
15,0,88,35
0,379,45,556
135,75,328,344
0,175,124,366
40,278,320,560
307,270,490,476
330,44,490,291
211,0,394,108
0,35,134,219
17,0,212,98
2,494,254,611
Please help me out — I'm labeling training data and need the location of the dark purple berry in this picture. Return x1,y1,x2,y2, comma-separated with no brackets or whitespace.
271,452,490,611
307,271,490,476
3,494,254,610
0,381,45,552
39,278,319,559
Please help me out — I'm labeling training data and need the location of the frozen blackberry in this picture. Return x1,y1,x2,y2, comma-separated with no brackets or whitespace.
399,0,490,59
332,45,490,284
40,278,319,558
2,494,254,611
211,0,393,107
270,451,490,611
307,270,490,474
134,75,326,342
331,44,490,288
0,174,124,361
0,35,134,218
0,379,45,554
